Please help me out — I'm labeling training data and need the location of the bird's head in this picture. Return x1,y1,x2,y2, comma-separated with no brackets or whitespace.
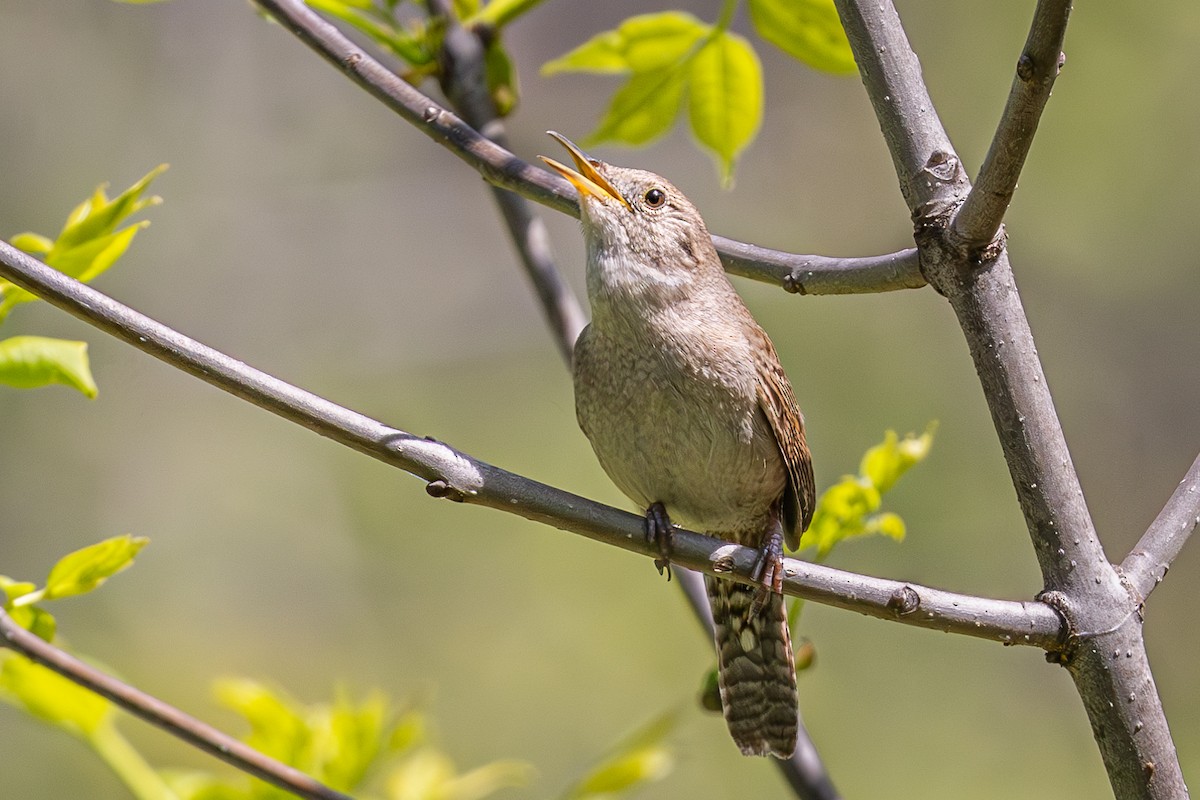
540,131,721,302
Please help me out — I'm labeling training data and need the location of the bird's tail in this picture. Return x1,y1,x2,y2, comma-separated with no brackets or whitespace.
706,575,798,758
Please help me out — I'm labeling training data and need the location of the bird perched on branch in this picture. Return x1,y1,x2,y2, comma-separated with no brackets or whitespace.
540,132,815,758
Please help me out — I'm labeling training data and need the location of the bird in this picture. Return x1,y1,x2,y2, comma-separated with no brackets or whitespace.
539,132,815,758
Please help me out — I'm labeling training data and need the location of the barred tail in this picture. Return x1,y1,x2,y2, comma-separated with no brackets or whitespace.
706,575,798,758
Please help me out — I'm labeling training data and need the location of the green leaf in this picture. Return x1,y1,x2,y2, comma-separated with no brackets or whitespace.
53,222,147,284
0,576,37,606
469,0,548,30
864,511,906,542
484,38,519,117
801,423,935,557
311,688,392,791
586,68,688,147
9,605,57,642
54,164,166,253
542,12,708,75
389,708,427,753
859,422,937,494
803,476,880,558
43,535,149,600
564,711,677,799
686,31,763,186
0,654,112,736
386,748,531,800
0,336,98,397
9,232,54,254
747,0,857,74
214,679,310,765
306,0,433,65
1,166,164,323
697,667,721,713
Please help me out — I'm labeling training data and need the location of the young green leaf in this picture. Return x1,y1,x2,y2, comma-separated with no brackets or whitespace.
562,710,677,799
542,12,708,76
0,336,97,398
747,0,857,74
0,576,37,605
0,654,112,736
468,0,548,31
800,424,935,558
585,69,689,147
311,689,393,791
686,31,763,186
42,535,149,600
213,678,310,765
8,605,57,643
860,423,937,494
8,232,53,254
54,164,166,253
306,0,433,66
1,165,165,322
484,38,519,117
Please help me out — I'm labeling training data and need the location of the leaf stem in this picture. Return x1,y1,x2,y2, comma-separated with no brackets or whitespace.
88,723,180,800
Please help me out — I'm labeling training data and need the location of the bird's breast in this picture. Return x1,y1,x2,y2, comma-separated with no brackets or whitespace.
573,315,787,538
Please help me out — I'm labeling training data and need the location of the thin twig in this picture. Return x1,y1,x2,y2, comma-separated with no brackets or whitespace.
0,241,1063,649
0,609,351,800
953,0,1071,246
1121,451,1200,602
431,0,585,362
718,241,923,294
250,0,922,296
833,0,1188,796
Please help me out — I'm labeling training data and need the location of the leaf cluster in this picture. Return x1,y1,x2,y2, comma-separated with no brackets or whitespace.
542,1,855,184
0,165,165,397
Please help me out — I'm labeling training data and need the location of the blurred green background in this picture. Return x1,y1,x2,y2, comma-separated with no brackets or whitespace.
1,1,1198,797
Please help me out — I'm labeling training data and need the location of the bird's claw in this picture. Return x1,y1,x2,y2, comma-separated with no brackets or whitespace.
645,502,675,581
749,527,785,618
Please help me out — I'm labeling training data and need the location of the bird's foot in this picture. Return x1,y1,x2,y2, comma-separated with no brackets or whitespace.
645,502,675,581
749,527,785,618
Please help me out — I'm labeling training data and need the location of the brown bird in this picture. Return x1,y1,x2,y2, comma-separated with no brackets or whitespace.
540,132,815,758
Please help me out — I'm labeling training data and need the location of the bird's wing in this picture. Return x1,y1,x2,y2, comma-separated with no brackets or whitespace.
753,331,815,551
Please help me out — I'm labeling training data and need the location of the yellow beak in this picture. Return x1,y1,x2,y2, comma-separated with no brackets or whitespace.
539,131,631,211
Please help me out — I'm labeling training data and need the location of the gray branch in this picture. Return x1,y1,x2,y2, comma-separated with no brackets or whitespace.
953,0,1071,247
833,0,1188,796
0,609,351,800
0,240,1063,650
1121,452,1200,602
250,0,922,296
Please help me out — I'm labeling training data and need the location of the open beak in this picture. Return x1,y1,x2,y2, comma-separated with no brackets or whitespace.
539,131,631,211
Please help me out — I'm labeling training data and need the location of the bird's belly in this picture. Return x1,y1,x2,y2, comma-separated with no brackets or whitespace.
575,339,786,537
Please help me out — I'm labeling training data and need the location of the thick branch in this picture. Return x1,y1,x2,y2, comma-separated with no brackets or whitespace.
0,609,350,800
953,0,1071,246
250,0,920,296
0,242,1062,649
835,1,1187,796
1121,451,1200,601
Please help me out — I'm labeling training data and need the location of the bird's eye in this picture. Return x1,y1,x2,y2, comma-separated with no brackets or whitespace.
643,188,666,208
